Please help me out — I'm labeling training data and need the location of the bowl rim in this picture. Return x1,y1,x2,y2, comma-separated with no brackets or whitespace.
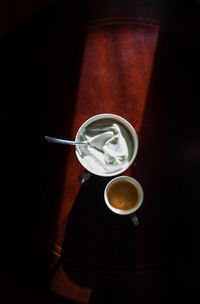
75,113,138,177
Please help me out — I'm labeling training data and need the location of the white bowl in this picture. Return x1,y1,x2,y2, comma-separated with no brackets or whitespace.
75,113,138,177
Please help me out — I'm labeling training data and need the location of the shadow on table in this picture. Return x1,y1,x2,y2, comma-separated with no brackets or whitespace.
60,2,200,304
1,0,88,290
1,0,200,303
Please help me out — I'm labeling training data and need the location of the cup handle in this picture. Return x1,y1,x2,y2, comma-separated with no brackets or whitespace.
130,213,139,226
78,170,92,183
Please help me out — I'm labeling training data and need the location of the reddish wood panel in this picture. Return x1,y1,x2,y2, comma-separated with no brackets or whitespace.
53,23,159,246
2,1,200,303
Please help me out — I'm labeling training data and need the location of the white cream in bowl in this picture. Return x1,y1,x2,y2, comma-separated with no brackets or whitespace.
75,114,138,177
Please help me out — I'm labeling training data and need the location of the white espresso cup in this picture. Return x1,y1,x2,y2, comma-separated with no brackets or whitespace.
104,176,144,225
75,113,138,177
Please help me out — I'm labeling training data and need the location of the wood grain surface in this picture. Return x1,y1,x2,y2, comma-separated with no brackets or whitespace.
1,1,200,304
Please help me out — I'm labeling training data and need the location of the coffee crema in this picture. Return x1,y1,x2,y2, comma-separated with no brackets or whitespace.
107,180,139,211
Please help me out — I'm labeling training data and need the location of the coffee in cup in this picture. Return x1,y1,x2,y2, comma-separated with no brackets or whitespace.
104,176,144,217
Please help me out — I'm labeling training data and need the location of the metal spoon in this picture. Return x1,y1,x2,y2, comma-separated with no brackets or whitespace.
45,136,90,146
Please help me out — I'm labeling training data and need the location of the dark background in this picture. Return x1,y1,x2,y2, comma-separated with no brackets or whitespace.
1,1,200,303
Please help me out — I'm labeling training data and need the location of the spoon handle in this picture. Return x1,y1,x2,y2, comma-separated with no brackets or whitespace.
45,136,88,146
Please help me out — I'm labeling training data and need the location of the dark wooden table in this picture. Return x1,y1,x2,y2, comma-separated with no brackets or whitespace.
1,1,200,303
